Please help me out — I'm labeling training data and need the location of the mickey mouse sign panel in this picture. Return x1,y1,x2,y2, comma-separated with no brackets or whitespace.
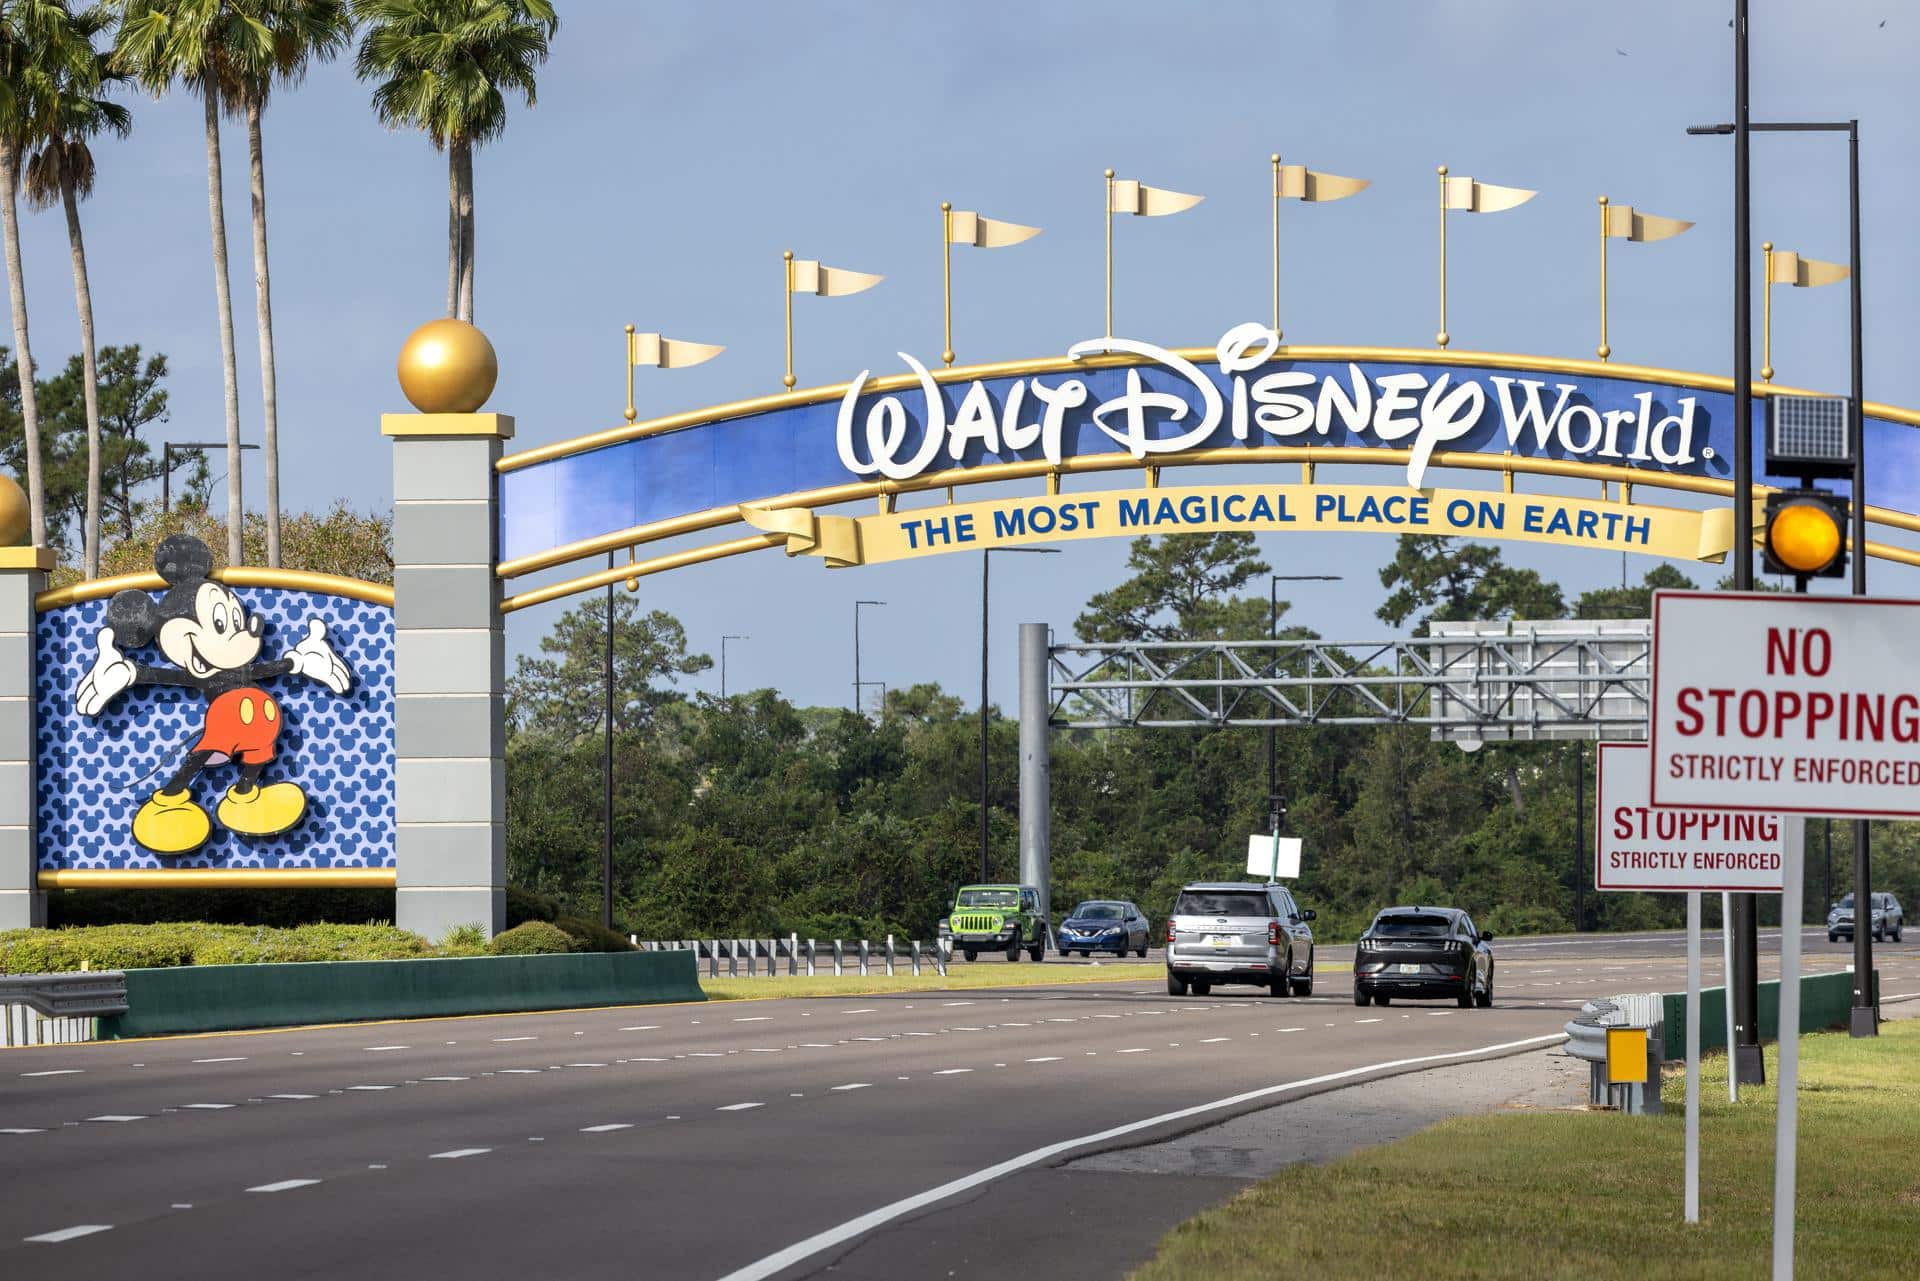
63,536,364,858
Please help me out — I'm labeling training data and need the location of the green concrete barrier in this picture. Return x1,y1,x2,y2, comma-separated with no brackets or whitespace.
98,949,703,1039
1660,968,1878,1061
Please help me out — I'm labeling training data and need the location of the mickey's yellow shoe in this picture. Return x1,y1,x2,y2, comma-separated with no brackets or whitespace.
132,789,212,855
217,781,307,837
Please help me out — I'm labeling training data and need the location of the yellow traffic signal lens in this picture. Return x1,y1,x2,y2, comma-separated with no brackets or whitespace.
1768,502,1843,573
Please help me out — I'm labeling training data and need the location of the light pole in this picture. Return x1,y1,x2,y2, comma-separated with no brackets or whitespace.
603,553,616,931
981,547,1061,882
161,441,257,515
853,600,886,715
720,634,749,698
1266,575,1341,848
1689,93,1874,1055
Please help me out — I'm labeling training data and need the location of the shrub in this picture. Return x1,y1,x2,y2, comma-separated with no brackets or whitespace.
0,922,441,973
552,915,634,953
439,923,489,955
485,920,575,956
506,885,563,929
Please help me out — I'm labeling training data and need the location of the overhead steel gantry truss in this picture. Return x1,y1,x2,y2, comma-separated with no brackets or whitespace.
1046,619,1653,742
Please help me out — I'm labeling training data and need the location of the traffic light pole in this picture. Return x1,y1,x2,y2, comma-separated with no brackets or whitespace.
1846,120,1877,1037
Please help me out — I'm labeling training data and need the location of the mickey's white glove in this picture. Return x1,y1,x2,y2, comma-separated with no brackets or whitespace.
288,619,352,695
76,626,137,717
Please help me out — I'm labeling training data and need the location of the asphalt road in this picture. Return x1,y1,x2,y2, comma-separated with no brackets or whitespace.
4,929,1916,1281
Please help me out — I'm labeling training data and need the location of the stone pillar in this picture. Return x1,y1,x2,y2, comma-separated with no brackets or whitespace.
385,411,513,939
1017,622,1051,918
0,548,53,930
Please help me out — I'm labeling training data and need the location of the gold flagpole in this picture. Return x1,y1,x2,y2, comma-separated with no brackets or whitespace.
1271,154,1281,337
941,202,955,367
1762,242,1774,383
783,250,796,390
624,324,637,421
1436,165,1449,348
1104,168,1115,337
1597,196,1611,362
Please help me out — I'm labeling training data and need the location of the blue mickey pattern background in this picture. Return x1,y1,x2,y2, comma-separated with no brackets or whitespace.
36,588,396,870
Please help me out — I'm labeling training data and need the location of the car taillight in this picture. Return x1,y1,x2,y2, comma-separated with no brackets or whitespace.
1167,922,1176,942
1267,922,1280,945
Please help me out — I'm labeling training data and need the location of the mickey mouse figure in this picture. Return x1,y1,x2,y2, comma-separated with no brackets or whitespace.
74,535,353,855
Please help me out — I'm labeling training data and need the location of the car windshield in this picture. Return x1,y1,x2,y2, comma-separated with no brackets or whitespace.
957,889,1018,908
1371,914,1453,938
1175,891,1269,917
1072,903,1124,919
1837,894,1854,909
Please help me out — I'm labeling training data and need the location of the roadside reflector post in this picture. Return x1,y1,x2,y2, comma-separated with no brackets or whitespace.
1772,815,1807,1281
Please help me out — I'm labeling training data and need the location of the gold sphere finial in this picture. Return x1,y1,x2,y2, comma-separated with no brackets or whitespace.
1104,168,1115,179
941,200,951,212
941,350,955,365
782,374,797,389
1598,194,1609,206
396,318,498,414
0,473,27,546
1762,365,1775,382
1598,344,1612,360
1762,241,1773,252
783,249,794,261
1437,164,1448,176
1436,331,1450,348
1270,153,1280,165
624,323,635,334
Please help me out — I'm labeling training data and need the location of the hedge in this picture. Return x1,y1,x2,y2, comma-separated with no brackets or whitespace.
0,922,454,974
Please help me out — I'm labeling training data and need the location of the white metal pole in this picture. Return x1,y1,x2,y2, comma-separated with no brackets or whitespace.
1771,815,1806,1281
1685,889,1701,1223
1723,890,1739,1103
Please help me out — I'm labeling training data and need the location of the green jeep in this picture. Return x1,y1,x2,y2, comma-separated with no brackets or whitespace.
940,884,1047,962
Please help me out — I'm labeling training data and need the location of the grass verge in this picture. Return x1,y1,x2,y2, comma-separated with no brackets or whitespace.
1130,1018,1920,1281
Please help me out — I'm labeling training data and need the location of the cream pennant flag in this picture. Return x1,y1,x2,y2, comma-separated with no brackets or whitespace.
628,331,725,369
1767,249,1849,287
788,259,884,297
1442,175,1536,213
1275,164,1369,202
1603,204,1693,242
946,210,1041,248
1109,177,1204,216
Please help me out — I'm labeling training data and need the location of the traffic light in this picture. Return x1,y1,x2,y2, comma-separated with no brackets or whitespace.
1763,488,1849,578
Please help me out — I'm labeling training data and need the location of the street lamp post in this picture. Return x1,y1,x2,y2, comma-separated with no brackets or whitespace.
853,600,886,715
720,634,749,699
1687,97,1875,1061
980,547,1061,883
1266,575,1341,849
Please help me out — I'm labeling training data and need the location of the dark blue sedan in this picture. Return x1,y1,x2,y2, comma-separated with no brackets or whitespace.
1058,900,1150,957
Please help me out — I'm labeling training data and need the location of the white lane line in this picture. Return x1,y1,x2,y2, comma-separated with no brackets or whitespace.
25,1224,112,1244
843,1008,878,1014
831,1083,872,1092
3,1128,47,1134
932,1068,972,1075
247,1179,320,1193
620,1025,660,1031
1200,1037,1232,1044
347,1085,394,1091
86,1115,143,1123
748,1048,782,1054
364,1045,409,1052
492,1036,537,1043
734,1016,774,1022
942,1001,974,1007
630,1057,669,1063
717,1102,764,1112
421,1076,470,1082
19,1069,82,1077
1354,1018,1384,1025
564,1063,609,1069
1025,1057,1063,1064
182,1103,235,1110
715,1032,1569,1281
688,1052,725,1058
903,1032,936,1037
1115,1048,1150,1054
1427,1011,1453,1017
499,1069,542,1075
950,1027,983,1032
429,1148,491,1159
798,1044,834,1049
267,1093,316,1100
193,1057,247,1064
581,1124,633,1133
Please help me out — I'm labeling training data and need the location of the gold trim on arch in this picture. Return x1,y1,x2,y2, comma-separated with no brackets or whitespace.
494,343,1920,474
36,568,396,613
38,868,397,889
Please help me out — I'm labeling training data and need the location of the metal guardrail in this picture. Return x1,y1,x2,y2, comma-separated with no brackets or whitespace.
631,935,947,979
1,970,128,1047
1565,994,1665,1114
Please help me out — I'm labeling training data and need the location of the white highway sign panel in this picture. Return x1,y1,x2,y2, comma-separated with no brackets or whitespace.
1650,590,1920,819
1595,741,1784,892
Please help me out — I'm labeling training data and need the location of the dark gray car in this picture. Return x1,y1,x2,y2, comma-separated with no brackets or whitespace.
1165,882,1315,997
1059,900,1150,957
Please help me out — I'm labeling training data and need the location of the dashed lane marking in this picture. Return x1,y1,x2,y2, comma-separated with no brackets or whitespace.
1115,1048,1150,1054
347,1085,394,1091
429,1148,491,1159
421,1076,469,1082
247,1179,320,1193
86,1115,143,1123
581,1124,633,1133
717,1103,765,1112
831,1084,872,1091
192,1057,246,1064
932,1068,973,1075
620,1026,660,1032
3,1128,46,1134
182,1103,235,1110
1025,1057,1062,1063
25,1225,112,1244
492,1036,537,1043
734,1017,773,1023
266,1093,316,1100
364,1046,409,1052
1355,1018,1384,1025
1200,1037,1232,1043
19,1069,82,1077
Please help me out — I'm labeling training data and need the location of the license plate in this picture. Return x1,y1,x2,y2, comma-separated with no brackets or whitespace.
1210,935,1234,949
1398,963,1421,974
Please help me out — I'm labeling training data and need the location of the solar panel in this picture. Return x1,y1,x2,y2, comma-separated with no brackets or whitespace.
1767,395,1852,480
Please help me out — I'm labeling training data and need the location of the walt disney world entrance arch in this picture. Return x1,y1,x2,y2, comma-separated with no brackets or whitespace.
7,315,1920,936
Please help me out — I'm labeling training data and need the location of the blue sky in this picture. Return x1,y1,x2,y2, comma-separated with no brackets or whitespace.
14,1,1918,709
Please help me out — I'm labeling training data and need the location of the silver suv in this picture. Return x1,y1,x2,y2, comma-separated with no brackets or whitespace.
1828,892,1905,943
1165,882,1315,997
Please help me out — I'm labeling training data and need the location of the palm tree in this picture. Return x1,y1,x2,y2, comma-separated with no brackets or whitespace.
352,0,557,323
0,0,87,550
24,4,129,578
112,0,269,568
234,0,350,569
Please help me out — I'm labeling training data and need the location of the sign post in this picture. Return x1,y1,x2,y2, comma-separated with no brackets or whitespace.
1596,739,1783,1224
